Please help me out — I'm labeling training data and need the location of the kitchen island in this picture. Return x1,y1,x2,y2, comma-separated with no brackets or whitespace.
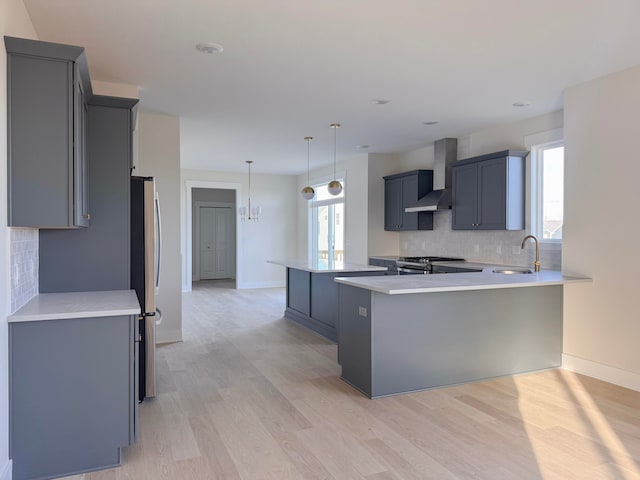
268,259,387,342
335,269,590,398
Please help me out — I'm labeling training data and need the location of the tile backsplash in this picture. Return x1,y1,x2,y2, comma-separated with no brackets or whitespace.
400,211,562,270
10,228,39,313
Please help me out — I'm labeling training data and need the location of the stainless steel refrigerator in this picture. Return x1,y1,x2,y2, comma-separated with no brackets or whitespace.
131,176,161,402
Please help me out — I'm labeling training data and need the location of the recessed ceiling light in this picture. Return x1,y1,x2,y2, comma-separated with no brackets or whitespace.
196,42,224,54
512,101,531,107
356,145,370,149
371,98,390,105
422,121,439,126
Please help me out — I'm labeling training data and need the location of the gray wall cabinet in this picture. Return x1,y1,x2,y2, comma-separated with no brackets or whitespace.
5,36,93,228
9,315,138,480
39,96,138,293
452,150,528,230
383,170,434,231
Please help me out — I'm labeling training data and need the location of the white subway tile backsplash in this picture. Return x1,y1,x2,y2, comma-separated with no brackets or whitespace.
400,211,562,270
10,228,39,313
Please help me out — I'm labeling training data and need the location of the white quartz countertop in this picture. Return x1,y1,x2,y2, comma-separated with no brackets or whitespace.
268,259,387,273
8,290,141,323
335,269,591,295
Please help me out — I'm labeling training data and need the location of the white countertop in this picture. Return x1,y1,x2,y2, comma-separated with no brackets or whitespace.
335,269,590,295
268,259,387,273
8,290,141,323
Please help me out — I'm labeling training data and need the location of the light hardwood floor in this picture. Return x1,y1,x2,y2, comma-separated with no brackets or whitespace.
62,280,640,479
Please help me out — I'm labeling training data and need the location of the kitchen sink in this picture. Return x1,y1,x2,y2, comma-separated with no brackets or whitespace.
492,268,534,274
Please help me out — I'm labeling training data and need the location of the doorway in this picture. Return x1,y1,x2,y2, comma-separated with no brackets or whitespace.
191,188,236,285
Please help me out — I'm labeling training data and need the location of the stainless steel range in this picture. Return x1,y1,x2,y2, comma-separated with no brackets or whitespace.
396,256,465,274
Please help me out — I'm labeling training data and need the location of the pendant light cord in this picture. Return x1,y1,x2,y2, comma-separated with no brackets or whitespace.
307,138,311,184
333,126,337,178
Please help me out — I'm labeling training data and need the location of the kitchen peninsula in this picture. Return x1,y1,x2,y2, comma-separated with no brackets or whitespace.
268,259,386,341
336,269,590,398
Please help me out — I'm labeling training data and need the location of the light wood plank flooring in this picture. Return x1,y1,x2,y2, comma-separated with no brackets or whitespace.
62,280,640,479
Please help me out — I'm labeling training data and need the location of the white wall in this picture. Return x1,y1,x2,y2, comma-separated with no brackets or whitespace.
136,113,183,344
367,153,403,257
181,169,297,291
1,1,38,477
562,64,640,390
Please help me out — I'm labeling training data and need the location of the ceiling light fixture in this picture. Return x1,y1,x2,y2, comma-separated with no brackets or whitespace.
356,145,369,149
238,160,260,222
328,123,343,196
301,137,315,200
512,101,531,107
371,98,390,105
196,42,224,54
423,121,439,126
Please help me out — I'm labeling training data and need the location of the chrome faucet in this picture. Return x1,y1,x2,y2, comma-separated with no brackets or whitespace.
520,235,540,272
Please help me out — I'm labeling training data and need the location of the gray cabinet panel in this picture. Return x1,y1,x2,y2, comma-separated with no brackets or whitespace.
384,178,402,230
10,315,136,480
6,37,91,228
310,273,339,328
287,268,310,315
338,285,372,396
478,158,507,229
40,101,135,293
451,163,478,229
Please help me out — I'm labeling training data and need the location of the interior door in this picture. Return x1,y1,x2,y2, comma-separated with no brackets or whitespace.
199,206,233,279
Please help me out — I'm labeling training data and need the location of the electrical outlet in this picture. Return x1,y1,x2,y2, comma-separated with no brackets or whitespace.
358,307,368,317
474,244,480,254
496,245,502,254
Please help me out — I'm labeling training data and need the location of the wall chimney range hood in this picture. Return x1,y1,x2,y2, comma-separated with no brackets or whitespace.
405,137,457,212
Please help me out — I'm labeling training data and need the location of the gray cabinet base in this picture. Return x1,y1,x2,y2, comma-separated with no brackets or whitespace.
10,315,136,480
339,285,563,398
285,307,338,343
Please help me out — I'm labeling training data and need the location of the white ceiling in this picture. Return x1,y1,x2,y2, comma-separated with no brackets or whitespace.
22,0,640,174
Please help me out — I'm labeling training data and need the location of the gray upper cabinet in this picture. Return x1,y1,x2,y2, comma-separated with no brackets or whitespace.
384,170,434,231
452,150,528,230
5,36,93,228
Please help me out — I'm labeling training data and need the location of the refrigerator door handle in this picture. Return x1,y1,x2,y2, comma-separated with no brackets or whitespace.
155,191,162,293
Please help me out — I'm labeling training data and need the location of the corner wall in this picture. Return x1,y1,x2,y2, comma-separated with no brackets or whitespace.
1,1,38,477
136,113,183,344
563,65,640,390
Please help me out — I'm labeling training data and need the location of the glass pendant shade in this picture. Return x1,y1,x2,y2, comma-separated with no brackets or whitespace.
327,180,342,196
329,123,342,196
301,136,315,200
301,186,315,200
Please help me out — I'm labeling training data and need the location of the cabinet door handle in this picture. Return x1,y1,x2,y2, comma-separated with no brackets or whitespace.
83,213,91,220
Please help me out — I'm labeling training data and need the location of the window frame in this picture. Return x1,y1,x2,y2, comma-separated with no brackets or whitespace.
530,139,564,243
308,174,346,265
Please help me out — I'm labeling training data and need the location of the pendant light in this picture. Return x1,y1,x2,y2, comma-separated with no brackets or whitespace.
328,123,343,196
301,136,315,200
238,160,260,222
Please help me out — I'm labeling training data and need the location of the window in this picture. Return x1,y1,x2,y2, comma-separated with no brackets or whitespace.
531,141,564,241
310,179,345,268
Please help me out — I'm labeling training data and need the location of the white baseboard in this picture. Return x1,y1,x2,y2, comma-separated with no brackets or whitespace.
562,354,640,392
155,329,182,344
237,281,284,289
1,459,12,480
